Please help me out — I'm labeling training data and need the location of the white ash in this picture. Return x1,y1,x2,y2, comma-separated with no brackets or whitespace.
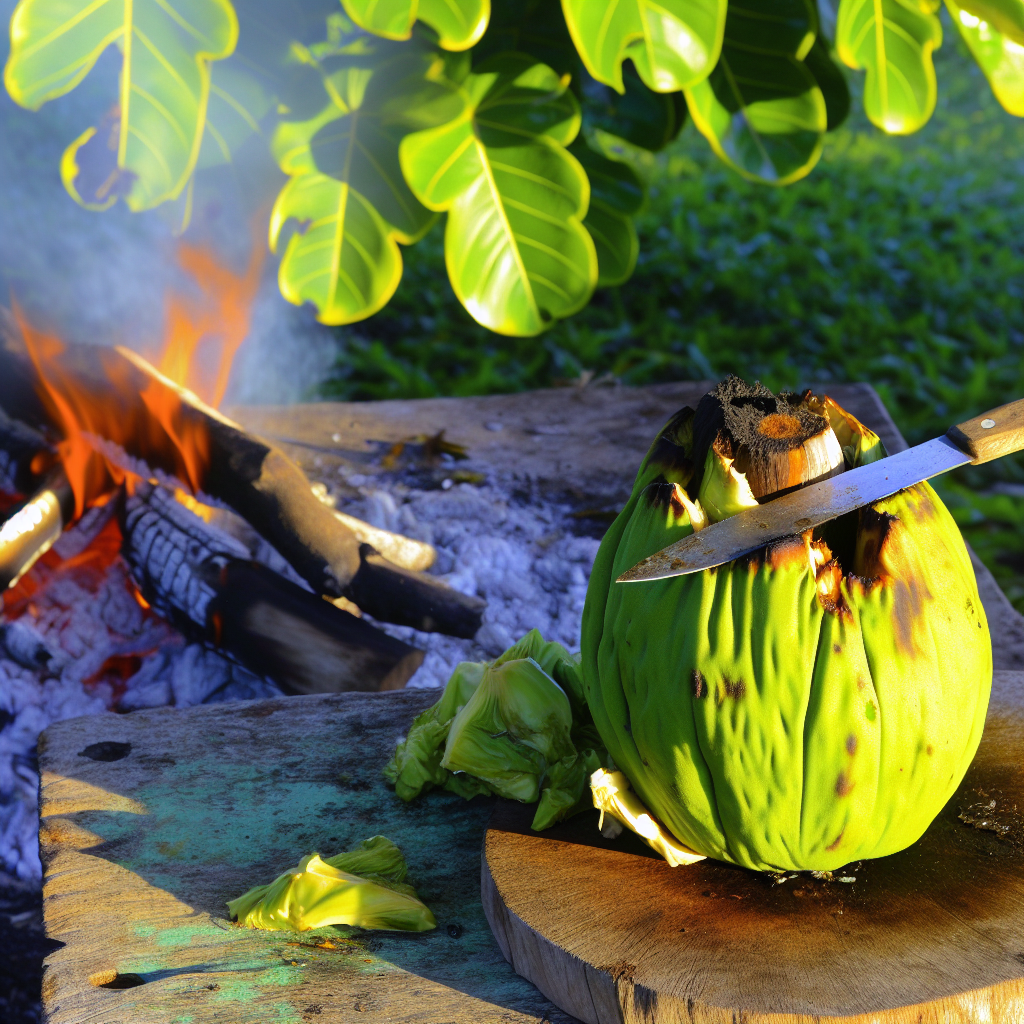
0,508,280,882
335,474,601,688
0,471,601,881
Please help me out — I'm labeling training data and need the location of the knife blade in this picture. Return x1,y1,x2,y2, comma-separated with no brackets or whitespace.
617,397,1024,583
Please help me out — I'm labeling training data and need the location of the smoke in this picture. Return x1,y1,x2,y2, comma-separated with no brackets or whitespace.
0,6,339,407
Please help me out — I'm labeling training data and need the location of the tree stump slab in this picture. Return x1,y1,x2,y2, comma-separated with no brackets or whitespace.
482,670,1024,1024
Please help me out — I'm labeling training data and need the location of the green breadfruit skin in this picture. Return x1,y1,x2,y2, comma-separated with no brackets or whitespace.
580,404,992,873
441,657,575,802
227,835,436,933
532,747,603,830
383,660,487,801
385,628,606,828
323,835,408,881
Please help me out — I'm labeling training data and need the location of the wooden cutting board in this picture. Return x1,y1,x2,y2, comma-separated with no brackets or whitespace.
482,669,1024,1024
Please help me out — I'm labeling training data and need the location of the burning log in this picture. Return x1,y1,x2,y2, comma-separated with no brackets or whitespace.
122,482,424,694
0,466,73,593
0,324,485,639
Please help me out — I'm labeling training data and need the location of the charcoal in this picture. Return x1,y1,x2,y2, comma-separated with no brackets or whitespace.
121,483,425,694
0,622,54,672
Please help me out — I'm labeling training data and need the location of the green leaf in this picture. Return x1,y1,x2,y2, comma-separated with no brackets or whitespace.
561,0,727,93
582,202,639,286
956,0,1024,45
5,0,237,210
198,61,272,169
309,58,461,241
723,0,819,58
836,0,943,134
269,172,404,324
476,0,579,74
802,37,852,129
684,0,827,185
569,140,644,214
341,0,490,50
569,139,643,285
400,53,597,336
583,63,688,151
947,0,1024,115
270,50,464,324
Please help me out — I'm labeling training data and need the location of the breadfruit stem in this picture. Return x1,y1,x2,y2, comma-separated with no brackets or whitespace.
691,377,845,501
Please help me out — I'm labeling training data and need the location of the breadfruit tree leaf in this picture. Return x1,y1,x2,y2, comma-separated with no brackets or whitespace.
685,0,827,185
569,139,643,286
836,0,943,134
198,62,272,169
802,36,852,129
341,0,490,50
956,0,1024,44
583,63,688,151
723,0,819,58
947,0,1024,115
4,0,237,210
476,0,578,74
581,200,639,287
399,54,597,336
270,52,463,324
269,172,402,325
561,0,727,93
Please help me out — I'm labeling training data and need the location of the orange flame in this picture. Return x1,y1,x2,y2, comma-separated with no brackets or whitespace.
13,237,262,520
15,303,126,517
158,239,264,409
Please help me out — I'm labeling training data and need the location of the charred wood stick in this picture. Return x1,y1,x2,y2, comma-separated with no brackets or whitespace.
0,466,73,594
331,507,435,573
347,545,484,637
0,327,485,638
0,406,53,495
122,482,424,694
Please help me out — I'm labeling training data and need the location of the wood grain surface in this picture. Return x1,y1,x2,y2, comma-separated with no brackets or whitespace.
38,690,577,1024
947,397,1024,466
231,382,900,508
482,670,1024,1024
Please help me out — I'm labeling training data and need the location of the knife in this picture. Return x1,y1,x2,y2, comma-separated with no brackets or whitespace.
617,397,1024,583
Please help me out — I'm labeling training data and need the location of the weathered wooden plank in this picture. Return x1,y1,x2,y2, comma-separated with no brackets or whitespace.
38,690,578,1024
232,381,907,507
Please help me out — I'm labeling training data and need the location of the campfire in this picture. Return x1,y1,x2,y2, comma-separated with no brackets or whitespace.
0,251,599,884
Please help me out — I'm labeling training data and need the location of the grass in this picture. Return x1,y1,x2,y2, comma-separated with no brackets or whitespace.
320,21,1024,613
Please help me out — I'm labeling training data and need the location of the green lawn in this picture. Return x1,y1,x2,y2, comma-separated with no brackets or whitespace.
320,23,1024,614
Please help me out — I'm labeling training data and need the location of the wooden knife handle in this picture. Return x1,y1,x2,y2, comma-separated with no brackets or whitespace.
946,398,1024,465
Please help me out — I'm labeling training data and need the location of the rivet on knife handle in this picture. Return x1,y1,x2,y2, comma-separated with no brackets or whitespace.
946,398,1024,465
